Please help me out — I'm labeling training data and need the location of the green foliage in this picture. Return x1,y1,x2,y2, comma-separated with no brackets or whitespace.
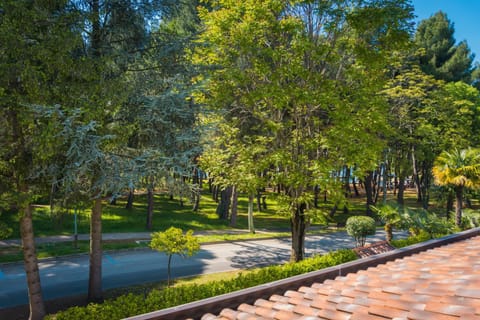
150,227,200,258
435,82,480,149
47,249,357,320
370,203,402,242
400,208,456,239
415,11,474,83
390,231,431,248
432,148,480,189
433,148,480,226
371,203,402,226
150,226,200,285
345,216,376,247
0,220,12,240
195,0,413,261
461,209,480,229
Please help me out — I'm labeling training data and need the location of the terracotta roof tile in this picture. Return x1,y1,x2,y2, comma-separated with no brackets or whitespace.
202,235,480,320
291,304,321,317
218,308,238,320
269,294,290,304
406,308,461,320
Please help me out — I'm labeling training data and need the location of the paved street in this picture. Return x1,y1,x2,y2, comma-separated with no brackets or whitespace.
0,230,405,309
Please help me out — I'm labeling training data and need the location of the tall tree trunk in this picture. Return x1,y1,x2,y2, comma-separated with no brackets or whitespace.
167,254,172,287
382,163,388,204
146,187,154,230
352,177,360,197
198,170,203,190
446,190,454,219
125,189,134,209
192,168,200,212
344,165,351,197
412,148,422,203
419,162,430,209
229,185,238,227
455,186,463,227
397,175,405,206
21,204,46,320
290,202,306,262
10,108,45,319
192,188,200,212
393,174,398,196
212,184,219,202
248,193,255,234
329,203,338,218
373,169,381,204
364,171,375,216
216,186,231,220
256,190,262,212
88,197,103,303
208,177,213,193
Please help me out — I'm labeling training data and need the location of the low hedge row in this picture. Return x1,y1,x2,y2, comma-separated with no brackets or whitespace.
47,249,357,320
390,231,434,248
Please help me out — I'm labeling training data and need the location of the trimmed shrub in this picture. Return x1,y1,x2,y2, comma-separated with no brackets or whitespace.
47,249,357,320
346,216,376,247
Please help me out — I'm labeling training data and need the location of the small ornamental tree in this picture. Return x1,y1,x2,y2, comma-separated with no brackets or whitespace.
346,216,376,247
371,204,402,243
150,227,200,286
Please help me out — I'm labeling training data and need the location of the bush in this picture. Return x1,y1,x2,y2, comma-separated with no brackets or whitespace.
390,231,431,248
461,209,480,229
47,249,357,320
346,216,376,247
400,208,456,238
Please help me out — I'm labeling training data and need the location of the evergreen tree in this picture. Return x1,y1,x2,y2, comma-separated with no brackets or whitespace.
60,0,192,302
120,0,202,229
0,1,84,318
415,11,474,83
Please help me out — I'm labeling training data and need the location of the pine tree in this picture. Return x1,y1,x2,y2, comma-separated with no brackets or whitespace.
415,11,474,83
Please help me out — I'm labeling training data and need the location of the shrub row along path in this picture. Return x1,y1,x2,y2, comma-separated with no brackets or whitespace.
0,229,405,309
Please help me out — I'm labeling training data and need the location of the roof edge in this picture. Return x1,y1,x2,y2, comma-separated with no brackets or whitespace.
125,227,480,320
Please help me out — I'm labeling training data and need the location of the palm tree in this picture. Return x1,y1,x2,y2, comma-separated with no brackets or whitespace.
432,148,480,227
371,203,402,243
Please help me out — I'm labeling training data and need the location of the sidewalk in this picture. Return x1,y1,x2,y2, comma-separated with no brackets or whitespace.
0,228,284,248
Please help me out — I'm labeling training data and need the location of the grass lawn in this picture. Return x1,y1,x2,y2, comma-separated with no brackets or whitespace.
2,189,290,239
1,187,437,240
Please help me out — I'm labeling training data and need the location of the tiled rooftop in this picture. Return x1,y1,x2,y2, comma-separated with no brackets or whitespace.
200,235,480,320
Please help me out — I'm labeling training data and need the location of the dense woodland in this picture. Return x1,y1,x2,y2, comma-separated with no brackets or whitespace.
2,1,480,319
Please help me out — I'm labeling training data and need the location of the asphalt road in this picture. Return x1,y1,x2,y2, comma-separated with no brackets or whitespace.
0,230,404,308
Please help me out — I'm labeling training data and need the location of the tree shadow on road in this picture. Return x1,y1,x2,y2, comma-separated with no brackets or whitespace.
229,242,291,269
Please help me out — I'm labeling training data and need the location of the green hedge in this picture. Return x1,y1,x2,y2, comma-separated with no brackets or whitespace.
47,249,357,320
390,231,431,248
